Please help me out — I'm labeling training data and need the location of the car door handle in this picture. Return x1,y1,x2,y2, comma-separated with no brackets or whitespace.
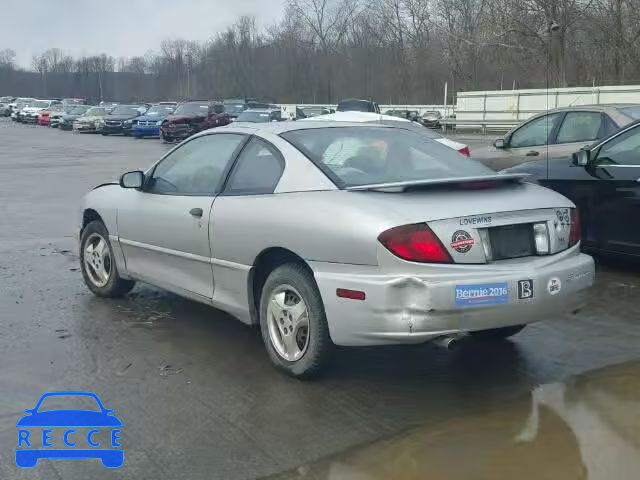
525,151,540,157
189,208,203,218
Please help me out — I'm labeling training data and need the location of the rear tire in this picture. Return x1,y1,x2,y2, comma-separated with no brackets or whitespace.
470,325,525,340
259,263,332,379
80,220,135,298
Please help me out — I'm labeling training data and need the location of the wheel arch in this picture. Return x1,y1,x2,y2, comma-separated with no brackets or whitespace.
81,208,104,234
248,247,315,325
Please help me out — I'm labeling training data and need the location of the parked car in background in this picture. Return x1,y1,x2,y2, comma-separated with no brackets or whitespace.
303,111,471,156
37,103,66,126
62,98,86,105
421,110,443,128
131,104,177,138
301,106,332,118
58,105,91,130
473,104,640,171
21,99,62,124
235,108,283,123
99,104,148,136
502,119,640,258
78,122,593,377
385,109,419,122
8,98,35,119
12,100,37,122
73,106,111,133
160,101,231,142
337,98,381,113
0,96,16,116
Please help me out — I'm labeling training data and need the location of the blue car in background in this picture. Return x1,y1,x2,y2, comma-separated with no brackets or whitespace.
131,102,177,138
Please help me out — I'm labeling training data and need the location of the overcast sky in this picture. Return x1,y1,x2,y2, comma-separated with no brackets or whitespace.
2,0,286,68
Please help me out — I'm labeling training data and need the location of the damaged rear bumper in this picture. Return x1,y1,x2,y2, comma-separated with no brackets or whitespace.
311,249,594,346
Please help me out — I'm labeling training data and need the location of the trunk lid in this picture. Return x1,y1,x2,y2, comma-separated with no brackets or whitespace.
353,181,575,264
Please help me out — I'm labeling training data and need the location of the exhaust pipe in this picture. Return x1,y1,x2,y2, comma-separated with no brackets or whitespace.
433,333,468,351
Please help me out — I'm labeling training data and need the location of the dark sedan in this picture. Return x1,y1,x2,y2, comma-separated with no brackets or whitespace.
99,105,148,136
160,102,231,142
503,120,640,257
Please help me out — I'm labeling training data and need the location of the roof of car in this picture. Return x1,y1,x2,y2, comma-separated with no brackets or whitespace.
241,108,280,113
214,120,397,137
548,103,640,112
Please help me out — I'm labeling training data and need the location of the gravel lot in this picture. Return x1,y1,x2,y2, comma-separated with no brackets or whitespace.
0,119,638,479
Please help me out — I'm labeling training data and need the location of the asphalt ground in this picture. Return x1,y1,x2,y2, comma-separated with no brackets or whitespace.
0,119,638,479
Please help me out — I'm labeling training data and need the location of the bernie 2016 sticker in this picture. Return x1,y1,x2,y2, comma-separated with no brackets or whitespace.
455,282,509,307
451,230,474,253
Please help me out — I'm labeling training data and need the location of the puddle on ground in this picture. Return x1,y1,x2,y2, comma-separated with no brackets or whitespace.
267,360,640,480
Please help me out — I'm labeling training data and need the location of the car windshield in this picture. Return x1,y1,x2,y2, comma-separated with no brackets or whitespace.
85,107,107,116
337,100,375,112
281,126,492,187
620,106,640,119
237,111,271,123
32,101,49,108
69,105,90,114
146,105,175,116
223,102,247,114
174,103,209,116
111,106,142,115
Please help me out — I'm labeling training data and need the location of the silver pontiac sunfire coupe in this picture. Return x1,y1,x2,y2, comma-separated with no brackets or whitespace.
79,121,595,378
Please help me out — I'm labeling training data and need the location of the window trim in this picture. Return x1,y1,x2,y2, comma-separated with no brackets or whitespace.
143,132,249,197
593,123,640,167
552,111,605,145
219,136,286,196
507,112,563,148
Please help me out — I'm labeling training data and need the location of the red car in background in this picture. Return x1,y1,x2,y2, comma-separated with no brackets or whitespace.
160,101,231,142
37,104,66,126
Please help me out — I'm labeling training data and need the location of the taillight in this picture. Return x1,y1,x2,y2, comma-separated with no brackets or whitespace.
458,146,471,157
569,208,580,247
378,224,452,263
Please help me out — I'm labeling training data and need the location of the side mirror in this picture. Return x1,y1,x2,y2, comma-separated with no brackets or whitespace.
493,138,505,149
572,149,590,166
119,170,144,189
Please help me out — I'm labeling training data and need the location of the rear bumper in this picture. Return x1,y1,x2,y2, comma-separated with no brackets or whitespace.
312,249,594,346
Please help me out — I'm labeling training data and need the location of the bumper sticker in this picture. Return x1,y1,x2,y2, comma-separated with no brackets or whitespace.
451,230,475,253
455,282,509,307
547,277,562,295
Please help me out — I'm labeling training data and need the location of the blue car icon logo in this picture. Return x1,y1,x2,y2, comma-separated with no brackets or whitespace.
16,391,123,468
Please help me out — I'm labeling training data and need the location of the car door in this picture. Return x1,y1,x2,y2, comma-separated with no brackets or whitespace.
208,136,286,320
117,133,247,299
547,111,610,162
586,125,640,255
488,112,563,170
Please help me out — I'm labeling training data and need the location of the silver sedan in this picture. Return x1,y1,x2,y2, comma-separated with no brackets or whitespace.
79,122,594,378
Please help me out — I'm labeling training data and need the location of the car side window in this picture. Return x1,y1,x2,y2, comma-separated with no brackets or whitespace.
595,126,640,166
224,138,284,195
509,113,561,148
555,112,603,144
147,134,245,195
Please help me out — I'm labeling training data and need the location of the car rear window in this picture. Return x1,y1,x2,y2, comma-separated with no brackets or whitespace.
281,126,493,187
620,106,640,119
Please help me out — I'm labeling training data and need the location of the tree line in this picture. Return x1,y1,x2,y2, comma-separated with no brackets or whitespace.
1,0,640,105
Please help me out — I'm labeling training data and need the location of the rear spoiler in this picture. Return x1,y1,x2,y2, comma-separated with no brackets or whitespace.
345,173,529,192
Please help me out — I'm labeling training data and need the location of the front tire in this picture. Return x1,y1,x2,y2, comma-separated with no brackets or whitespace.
80,220,135,298
470,325,525,340
259,263,332,378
